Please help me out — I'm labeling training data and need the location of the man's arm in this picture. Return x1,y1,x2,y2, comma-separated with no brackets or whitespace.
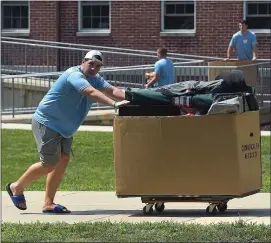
226,46,233,60
101,85,125,101
81,86,129,108
67,72,127,107
252,44,257,61
145,62,161,88
81,86,116,106
146,73,160,88
251,33,257,60
226,35,236,60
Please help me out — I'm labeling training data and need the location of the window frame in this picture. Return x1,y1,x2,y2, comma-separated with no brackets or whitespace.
160,0,196,36
243,1,271,34
77,0,111,36
1,1,30,36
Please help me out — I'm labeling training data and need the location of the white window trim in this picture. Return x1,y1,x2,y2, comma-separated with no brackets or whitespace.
160,0,196,36
1,1,30,36
77,1,111,36
1,29,30,37
243,1,271,34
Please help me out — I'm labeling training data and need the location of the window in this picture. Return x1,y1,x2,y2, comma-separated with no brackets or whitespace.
1,1,29,30
78,1,110,35
244,1,271,32
161,1,195,34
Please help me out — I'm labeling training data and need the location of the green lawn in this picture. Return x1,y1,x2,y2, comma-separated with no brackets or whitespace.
261,136,270,192
1,129,270,192
2,221,270,242
1,129,115,191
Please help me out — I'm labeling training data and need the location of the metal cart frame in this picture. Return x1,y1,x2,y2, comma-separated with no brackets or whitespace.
117,189,261,215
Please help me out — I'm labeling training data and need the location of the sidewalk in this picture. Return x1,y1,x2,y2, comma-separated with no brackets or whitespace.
2,191,270,225
1,123,114,132
1,123,270,136
1,110,116,126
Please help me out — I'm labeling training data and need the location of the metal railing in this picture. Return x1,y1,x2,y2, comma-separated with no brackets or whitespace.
1,36,221,60
1,37,205,75
3,37,270,76
1,61,270,117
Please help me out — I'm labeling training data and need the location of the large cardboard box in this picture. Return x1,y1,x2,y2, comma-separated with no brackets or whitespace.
208,60,258,88
114,111,261,197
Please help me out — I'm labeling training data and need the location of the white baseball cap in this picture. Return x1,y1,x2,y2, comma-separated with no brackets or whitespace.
84,50,103,65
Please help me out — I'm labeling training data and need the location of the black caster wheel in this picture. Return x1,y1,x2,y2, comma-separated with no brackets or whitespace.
206,205,217,214
155,203,165,212
217,203,227,212
143,205,153,215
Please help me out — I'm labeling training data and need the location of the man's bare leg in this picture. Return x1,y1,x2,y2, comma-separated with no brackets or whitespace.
43,152,70,210
10,162,55,209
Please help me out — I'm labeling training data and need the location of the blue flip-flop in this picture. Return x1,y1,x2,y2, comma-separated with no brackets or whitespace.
6,183,27,210
42,204,71,214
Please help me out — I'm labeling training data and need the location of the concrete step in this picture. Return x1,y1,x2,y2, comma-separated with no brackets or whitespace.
1,109,117,126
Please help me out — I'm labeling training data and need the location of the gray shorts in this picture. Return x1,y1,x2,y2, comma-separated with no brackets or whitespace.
32,119,73,166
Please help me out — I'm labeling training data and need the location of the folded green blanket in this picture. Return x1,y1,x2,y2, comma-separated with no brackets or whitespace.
125,89,214,111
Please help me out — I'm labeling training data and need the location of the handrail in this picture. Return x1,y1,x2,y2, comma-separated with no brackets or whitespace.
1,72,64,79
1,40,194,61
1,36,221,61
2,37,271,61
2,63,270,80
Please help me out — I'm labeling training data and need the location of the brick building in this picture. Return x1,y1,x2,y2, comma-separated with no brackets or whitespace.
1,1,271,59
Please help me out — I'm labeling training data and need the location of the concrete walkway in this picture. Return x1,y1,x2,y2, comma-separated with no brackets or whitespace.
1,123,270,136
1,110,116,126
1,123,114,132
2,191,270,225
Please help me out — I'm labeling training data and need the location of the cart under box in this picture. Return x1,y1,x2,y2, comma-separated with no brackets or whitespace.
113,111,261,197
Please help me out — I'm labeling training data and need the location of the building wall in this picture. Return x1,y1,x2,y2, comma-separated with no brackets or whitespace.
50,1,271,59
7,1,271,60
30,1,59,41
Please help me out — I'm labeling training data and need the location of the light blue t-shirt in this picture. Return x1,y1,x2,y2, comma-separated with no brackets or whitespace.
33,66,111,138
154,58,175,87
229,31,257,60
